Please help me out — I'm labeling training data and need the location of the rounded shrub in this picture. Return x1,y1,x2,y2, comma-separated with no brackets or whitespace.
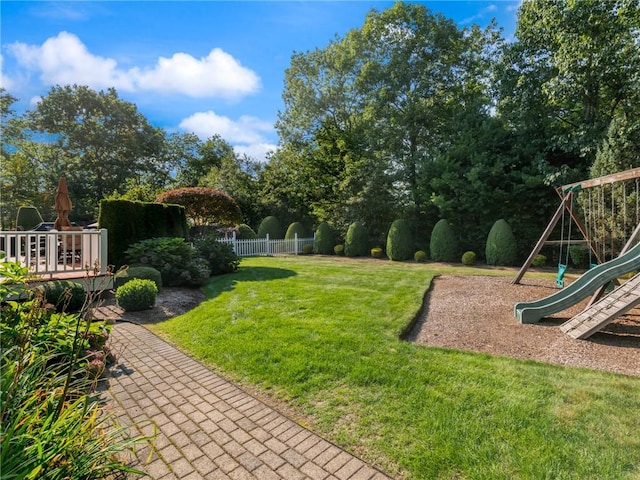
285,222,308,240
33,280,85,312
414,250,427,262
302,244,314,255
114,265,163,290
314,222,335,255
386,219,414,261
344,222,369,257
334,244,345,255
257,216,283,239
569,245,589,268
235,223,257,240
430,219,458,262
485,219,518,266
461,251,477,266
532,254,547,267
371,247,384,258
116,278,158,311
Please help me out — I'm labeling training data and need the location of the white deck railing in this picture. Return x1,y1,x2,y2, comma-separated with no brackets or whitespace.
0,229,109,277
219,232,314,257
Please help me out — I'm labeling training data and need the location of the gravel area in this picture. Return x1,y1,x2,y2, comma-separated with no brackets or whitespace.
407,275,640,377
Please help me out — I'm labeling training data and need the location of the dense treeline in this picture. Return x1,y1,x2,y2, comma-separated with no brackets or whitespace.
1,1,639,259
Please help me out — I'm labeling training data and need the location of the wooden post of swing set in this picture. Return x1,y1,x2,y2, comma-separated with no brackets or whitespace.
512,167,640,285
512,191,574,285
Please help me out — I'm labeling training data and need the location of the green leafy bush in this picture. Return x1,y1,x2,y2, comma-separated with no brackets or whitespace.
236,223,257,240
194,236,240,275
315,222,335,254
569,245,590,268
371,247,384,258
285,221,308,240
462,251,477,266
386,219,414,261
0,260,143,479
32,280,85,312
344,222,369,257
414,250,427,262
430,219,458,262
183,258,212,287
334,244,345,255
485,219,518,266
116,278,158,311
125,237,198,287
532,254,547,267
257,216,283,239
114,265,163,290
303,244,314,255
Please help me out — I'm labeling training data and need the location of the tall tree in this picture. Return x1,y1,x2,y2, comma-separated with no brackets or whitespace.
275,3,502,241
352,5,501,227
175,134,235,187
497,0,640,183
27,85,167,220
201,153,266,229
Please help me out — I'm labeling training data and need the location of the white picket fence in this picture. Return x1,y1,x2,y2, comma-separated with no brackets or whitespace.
219,232,314,257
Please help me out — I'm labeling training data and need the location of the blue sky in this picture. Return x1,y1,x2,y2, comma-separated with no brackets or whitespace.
1,1,521,162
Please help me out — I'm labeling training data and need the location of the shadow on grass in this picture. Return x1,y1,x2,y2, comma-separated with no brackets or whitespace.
202,265,297,299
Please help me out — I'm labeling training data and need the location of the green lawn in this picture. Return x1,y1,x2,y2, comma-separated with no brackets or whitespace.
149,256,640,479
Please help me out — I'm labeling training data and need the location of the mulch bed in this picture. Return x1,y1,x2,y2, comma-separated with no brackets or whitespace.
407,275,640,377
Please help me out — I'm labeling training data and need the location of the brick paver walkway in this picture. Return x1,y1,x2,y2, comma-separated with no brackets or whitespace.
101,322,392,480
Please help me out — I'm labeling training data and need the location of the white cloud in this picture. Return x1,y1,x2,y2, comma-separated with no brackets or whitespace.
234,143,278,163
131,49,260,98
179,110,276,162
6,32,260,98
8,32,134,91
179,111,273,145
0,54,14,90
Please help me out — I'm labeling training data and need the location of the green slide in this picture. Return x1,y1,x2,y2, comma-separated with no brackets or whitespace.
514,241,640,324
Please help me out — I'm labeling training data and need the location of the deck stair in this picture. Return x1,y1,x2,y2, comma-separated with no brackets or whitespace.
560,272,640,339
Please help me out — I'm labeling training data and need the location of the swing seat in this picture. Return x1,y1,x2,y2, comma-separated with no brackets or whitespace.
556,264,567,288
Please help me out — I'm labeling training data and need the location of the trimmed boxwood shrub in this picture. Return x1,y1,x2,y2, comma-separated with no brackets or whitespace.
116,278,158,311
235,223,257,240
533,254,547,267
114,265,163,290
430,219,458,262
485,219,518,266
302,244,314,255
569,245,590,268
32,280,85,312
257,216,283,239
314,222,335,255
386,219,414,261
344,222,369,257
461,251,477,266
414,250,427,262
285,222,307,240
334,244,344,255
371,247,383,258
